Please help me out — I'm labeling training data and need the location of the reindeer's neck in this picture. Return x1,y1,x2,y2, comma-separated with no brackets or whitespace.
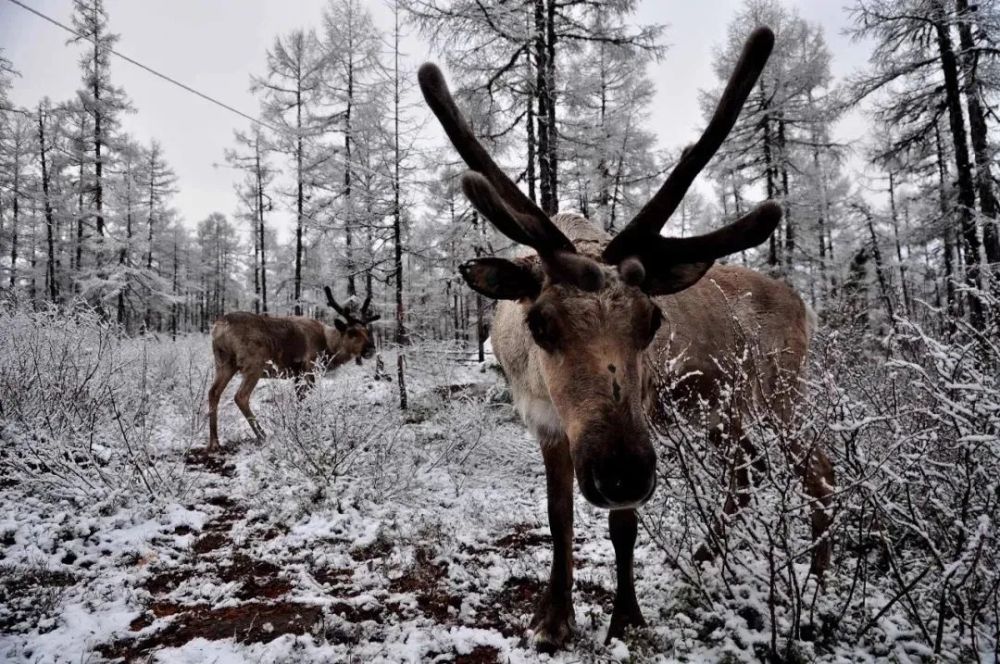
324,327,352,368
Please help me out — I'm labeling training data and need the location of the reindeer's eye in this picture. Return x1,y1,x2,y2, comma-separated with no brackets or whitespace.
526,306,559,352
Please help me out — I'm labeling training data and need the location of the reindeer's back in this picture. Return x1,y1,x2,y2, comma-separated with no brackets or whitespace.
651,264,812,422
211,313,325,372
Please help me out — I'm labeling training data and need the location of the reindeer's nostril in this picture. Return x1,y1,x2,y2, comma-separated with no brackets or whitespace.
592,460,656,508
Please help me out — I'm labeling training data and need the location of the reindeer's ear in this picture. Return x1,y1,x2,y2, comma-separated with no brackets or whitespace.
642,261,714,295
334,319,347,332
459,258,541,301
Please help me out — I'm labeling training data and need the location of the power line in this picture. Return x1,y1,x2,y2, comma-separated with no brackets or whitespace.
5,0,283,135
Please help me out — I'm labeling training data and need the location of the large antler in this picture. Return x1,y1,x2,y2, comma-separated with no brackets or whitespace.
603,27,780,279
324,287,381,325
418,64,604,291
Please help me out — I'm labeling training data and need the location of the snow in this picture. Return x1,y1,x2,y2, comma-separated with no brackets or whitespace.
2,321,998,662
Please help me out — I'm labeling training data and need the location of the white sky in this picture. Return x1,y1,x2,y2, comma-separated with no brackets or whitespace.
0,0,874,239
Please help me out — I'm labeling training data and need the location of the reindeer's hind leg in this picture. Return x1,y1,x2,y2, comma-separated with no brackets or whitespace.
208,361,236,451
234,365,266,441
792,442,834,577
694,424,753,564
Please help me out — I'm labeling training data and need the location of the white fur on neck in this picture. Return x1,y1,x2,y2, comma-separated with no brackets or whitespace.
514,393,565,441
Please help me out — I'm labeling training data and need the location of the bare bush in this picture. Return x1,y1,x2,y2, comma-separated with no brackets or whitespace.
0,302,202,501
251,372,411,507
643,297,1000,661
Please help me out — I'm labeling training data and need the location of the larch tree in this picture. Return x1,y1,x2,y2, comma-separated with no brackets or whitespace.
70,0,131,286
252,28,327,316
227,126,274,315
706,0,837,276
322,0,385,301
847,0,990,329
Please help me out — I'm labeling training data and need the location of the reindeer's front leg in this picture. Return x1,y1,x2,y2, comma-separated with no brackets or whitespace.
606,508,646,642
531,433,575,652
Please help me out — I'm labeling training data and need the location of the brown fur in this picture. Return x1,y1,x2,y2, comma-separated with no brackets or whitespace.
491,213,834,647
207,312,373,450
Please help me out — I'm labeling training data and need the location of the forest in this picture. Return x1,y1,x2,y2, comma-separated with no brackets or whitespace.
1,0,999,662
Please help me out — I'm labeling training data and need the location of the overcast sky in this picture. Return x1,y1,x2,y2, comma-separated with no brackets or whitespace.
0,0,874,239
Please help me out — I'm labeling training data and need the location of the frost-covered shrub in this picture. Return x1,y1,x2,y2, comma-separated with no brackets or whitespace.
644,302,1000,661
0,302,205,501
250,374,411,508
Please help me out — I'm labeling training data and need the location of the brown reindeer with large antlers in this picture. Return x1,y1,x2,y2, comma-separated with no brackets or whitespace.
207,290,379,451
419,26,834,650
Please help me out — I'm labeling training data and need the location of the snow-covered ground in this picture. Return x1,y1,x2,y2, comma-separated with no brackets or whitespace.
2,316,997,662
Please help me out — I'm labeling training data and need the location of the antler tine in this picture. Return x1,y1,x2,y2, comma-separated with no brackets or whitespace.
604,26,775,264
418,63,575,256
324,286,357,324
361,294,372,316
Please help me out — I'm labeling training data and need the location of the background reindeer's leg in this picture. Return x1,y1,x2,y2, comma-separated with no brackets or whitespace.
794,442,835,577
606,508,646,642
294,370,315,400
695,424,751,563
207,362,236,451
233,366,265,441
531,433,575,652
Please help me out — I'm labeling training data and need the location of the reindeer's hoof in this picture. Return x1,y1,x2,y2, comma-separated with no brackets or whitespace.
530,593,575,653
810,540,831,582
606,596,647,644
693,542,717,564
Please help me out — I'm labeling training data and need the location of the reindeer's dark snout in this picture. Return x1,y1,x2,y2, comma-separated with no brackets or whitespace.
592,452,657,507
575,426,657,509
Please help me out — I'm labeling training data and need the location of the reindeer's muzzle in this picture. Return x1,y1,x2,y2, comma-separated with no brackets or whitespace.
574,423,657,510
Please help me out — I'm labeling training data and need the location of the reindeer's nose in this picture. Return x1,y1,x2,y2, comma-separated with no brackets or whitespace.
592,451,657,508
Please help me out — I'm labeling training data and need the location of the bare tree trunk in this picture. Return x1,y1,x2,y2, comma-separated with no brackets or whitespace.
936,120,959,324
888,172,913,317
38,104,58,302
955,0,1000,269
255,137,269,314
778,116,793,270
294,71,305,316
392,5,408,410
933,0,984,328
8,158,19,288
545,0,558,210
760,83,778,268
534,0,558,215
526,43,537,205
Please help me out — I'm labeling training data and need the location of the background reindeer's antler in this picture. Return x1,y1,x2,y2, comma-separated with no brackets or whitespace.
324,286,380,325
324,286,357,323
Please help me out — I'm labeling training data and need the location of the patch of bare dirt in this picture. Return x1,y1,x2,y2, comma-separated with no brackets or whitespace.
494,523,550,550
100,601,322,661
218,554,291,600
454,646,502,664
142,567,193,595
388,547,461,622
351,536,394,563
474,575,543,638
183,447,236,477
191,532,228,554
312,566,353,588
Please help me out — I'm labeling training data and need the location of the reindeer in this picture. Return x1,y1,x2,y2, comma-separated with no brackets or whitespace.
207,290,380,451
418,26,834,650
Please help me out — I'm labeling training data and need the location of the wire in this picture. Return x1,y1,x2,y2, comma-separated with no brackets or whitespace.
3,0,474,211
4,0,284,135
